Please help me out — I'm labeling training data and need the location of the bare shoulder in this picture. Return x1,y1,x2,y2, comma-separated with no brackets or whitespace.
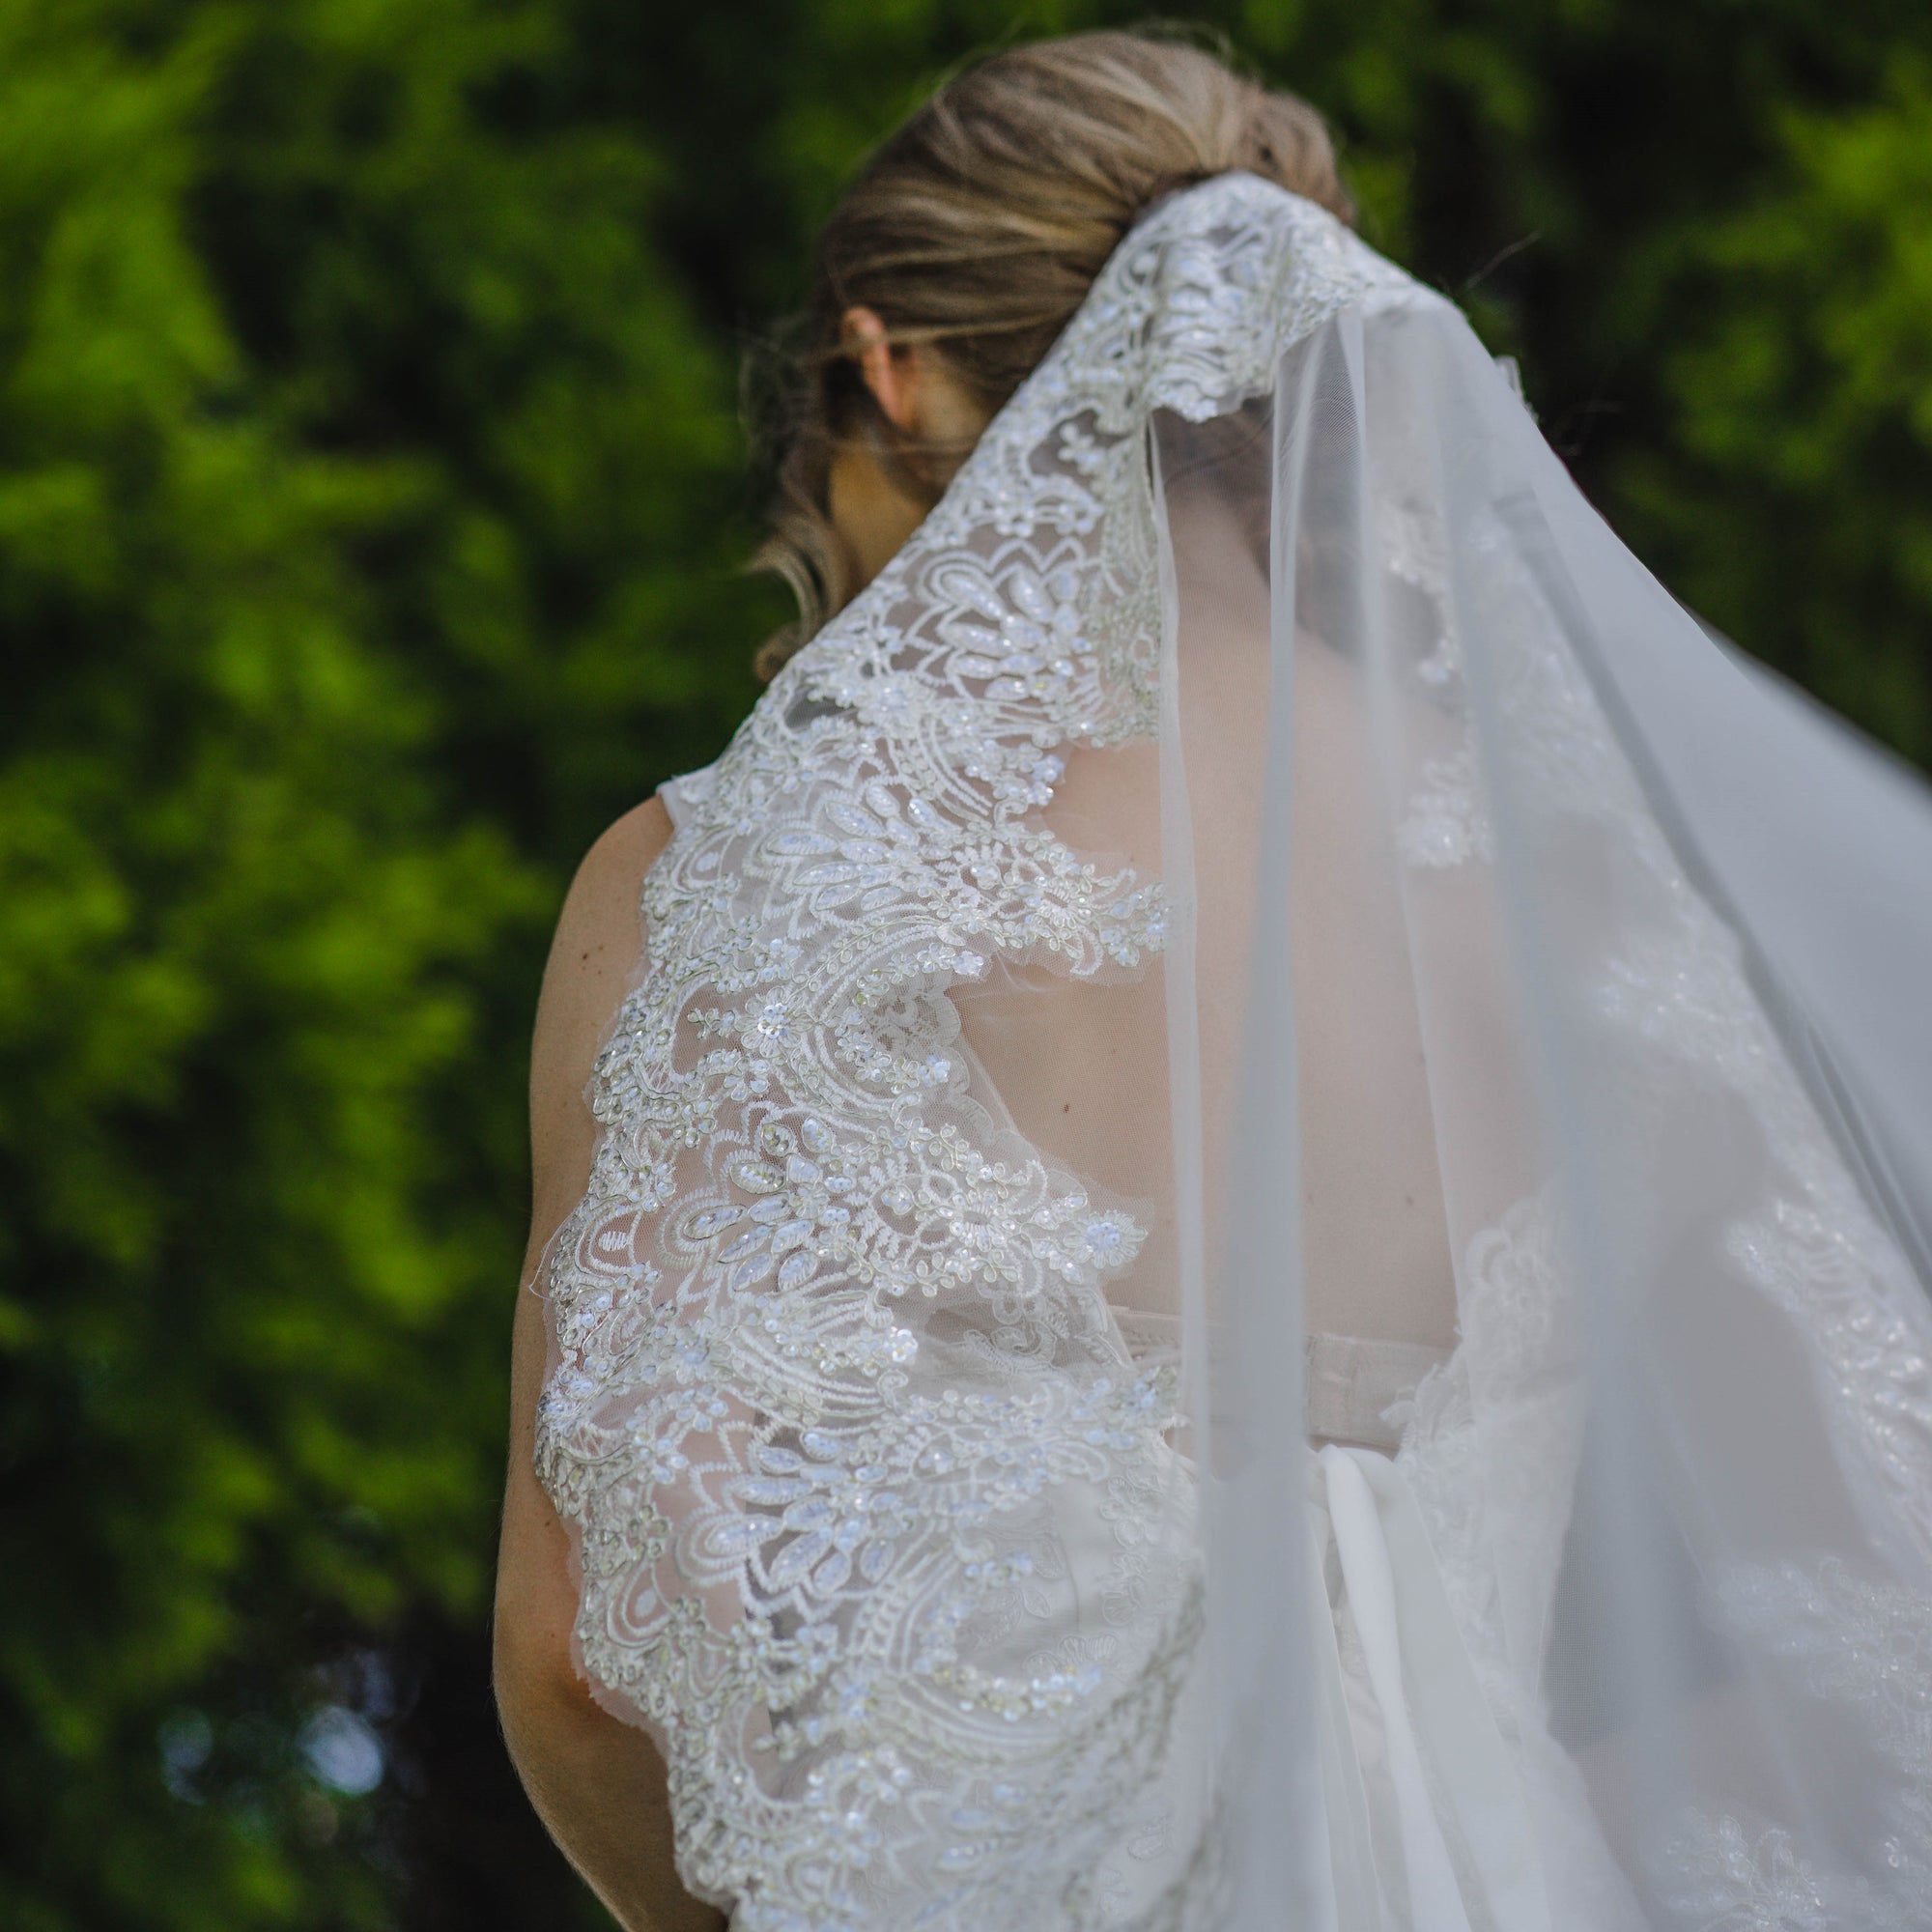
528,794,675,1228
502,790,675,1640
501,796,727,1931
535,798,674,1035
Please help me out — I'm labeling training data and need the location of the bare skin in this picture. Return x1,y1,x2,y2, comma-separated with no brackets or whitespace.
828,306,989,584
493,317,985,1929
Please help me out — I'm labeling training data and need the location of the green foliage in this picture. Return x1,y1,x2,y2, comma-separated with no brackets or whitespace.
3,1,1929,1926
1619,53,1932,760
0,1,752,1924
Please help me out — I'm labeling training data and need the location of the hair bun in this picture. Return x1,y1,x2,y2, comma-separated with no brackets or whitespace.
753,31,1349,674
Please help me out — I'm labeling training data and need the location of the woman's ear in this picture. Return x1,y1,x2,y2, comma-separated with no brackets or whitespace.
842,306,920,433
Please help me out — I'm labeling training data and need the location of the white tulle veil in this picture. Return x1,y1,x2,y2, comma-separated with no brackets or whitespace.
535,173,1932,1929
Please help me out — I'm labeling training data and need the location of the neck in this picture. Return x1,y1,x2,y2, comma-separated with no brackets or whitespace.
828,443,934,594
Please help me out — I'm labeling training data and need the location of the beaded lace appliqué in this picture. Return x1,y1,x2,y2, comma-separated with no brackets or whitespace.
1431,482,1932,1930
535,177,1424,1931
1370,329,1932,1928
530,165,1932,1932
1653,1560,1932,1931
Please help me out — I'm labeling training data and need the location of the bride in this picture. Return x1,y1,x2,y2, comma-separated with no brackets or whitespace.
493,31,1932,1932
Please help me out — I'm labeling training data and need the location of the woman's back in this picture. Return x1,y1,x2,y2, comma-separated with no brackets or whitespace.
496,34,1932,1932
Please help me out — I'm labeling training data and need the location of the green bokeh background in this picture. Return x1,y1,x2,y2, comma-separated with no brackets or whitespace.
3,2,1928,1925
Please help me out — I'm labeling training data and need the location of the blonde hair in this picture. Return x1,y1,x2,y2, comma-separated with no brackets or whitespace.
752,29,1352,674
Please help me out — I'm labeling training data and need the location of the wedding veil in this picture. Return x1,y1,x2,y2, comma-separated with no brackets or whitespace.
535,173,1932,1929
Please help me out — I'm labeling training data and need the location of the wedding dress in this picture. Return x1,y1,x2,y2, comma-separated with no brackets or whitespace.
533,174,1932,1929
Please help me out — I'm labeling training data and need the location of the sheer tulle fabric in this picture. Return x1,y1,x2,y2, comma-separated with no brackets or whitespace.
535,175,1932,1929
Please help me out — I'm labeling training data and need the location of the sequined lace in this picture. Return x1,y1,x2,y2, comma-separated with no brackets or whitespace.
531,167,1932,1931
534,177,1425,1930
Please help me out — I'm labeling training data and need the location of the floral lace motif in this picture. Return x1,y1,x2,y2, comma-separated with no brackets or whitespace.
1378,366,1932,1927
532,162,1932,1930
535,176,1428,1930
1653,1559,1932,1931
1412,459,1932,1560
1424,458,1932,1930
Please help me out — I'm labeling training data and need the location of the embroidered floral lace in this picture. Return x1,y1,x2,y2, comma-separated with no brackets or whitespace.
536,177,1422,1929
531,174,1932,1929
